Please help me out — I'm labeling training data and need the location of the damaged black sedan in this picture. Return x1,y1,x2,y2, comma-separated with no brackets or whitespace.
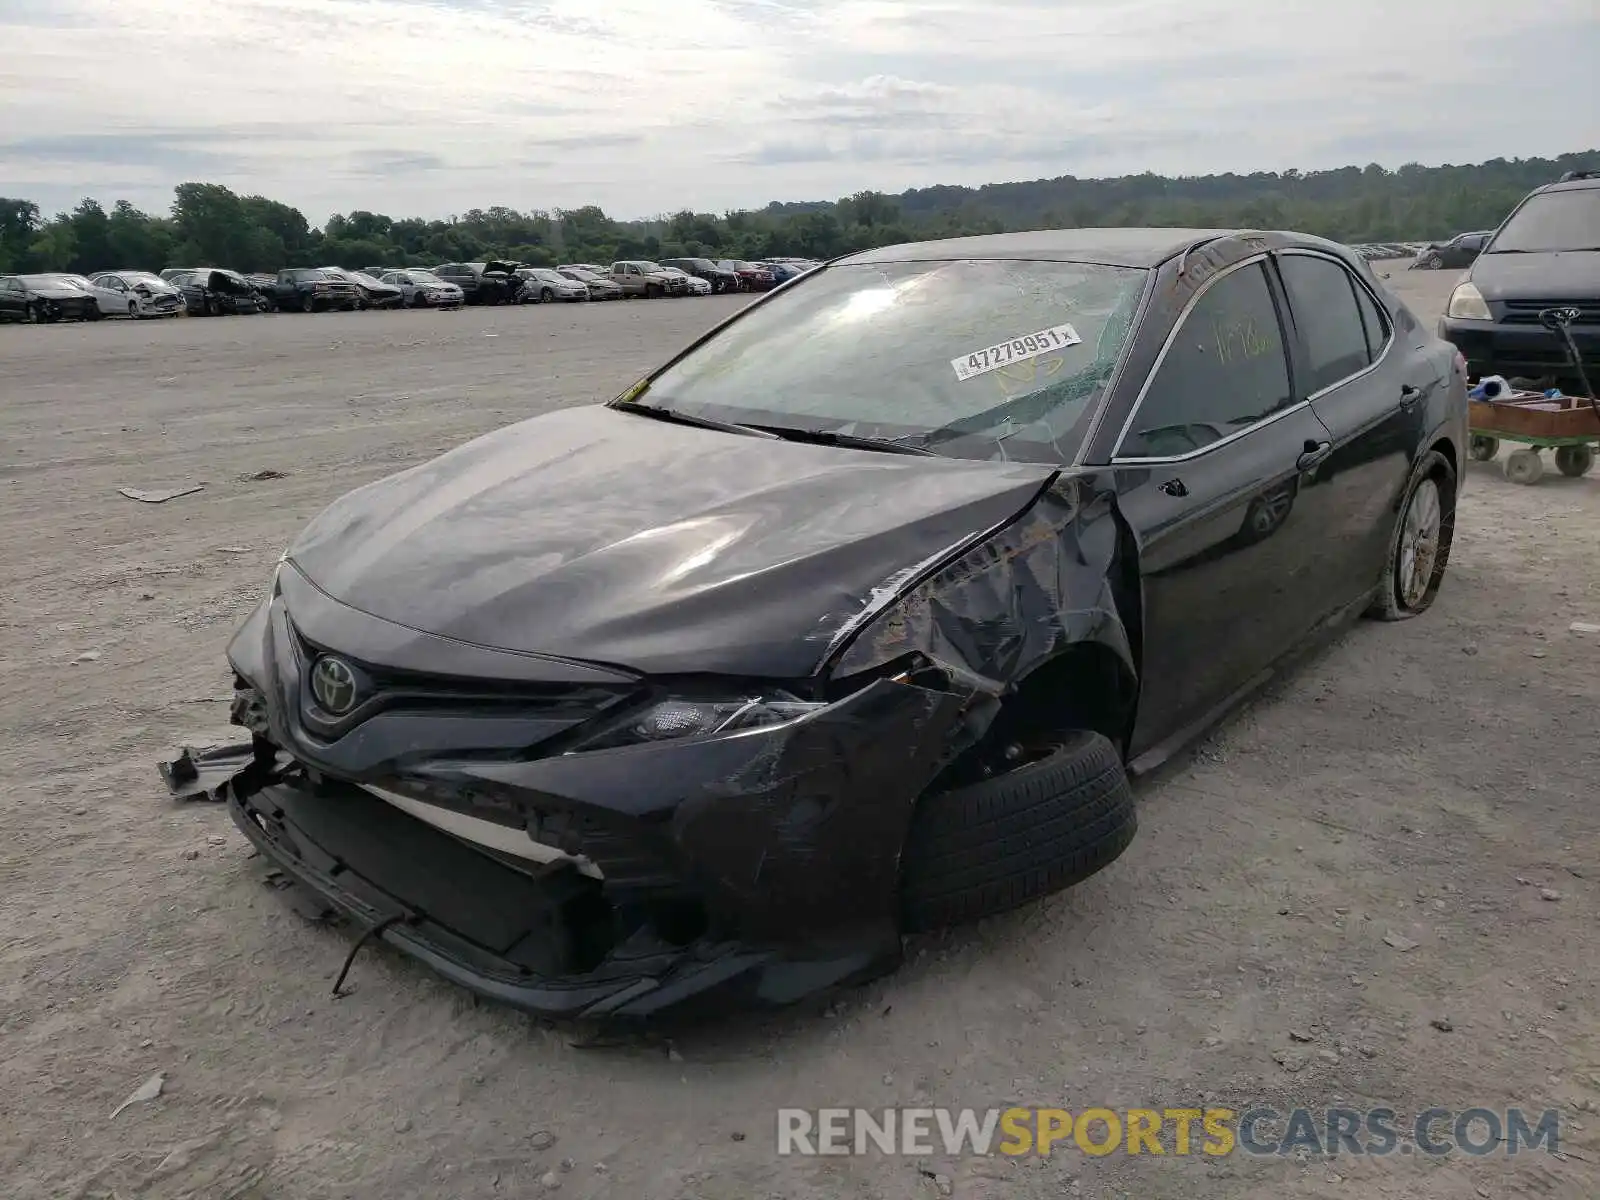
171,228,1466,1020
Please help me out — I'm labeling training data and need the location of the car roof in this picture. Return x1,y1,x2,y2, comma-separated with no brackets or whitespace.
1535,173,1600,194
838,227,1247,268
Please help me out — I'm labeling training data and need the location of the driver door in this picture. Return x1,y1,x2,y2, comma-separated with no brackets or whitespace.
1111,258,1347,766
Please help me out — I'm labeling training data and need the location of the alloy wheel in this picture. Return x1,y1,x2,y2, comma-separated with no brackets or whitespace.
1398,478,1441,608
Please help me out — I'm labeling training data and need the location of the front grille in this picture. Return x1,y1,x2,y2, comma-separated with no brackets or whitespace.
287,620,637,740
1501,299,1600,325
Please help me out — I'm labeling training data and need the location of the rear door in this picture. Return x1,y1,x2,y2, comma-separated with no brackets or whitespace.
1111,257,1349,763
1274,249,1427,600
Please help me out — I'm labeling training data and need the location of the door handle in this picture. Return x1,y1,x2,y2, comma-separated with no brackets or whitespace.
1296,440,1333,472
1399,384,1423,410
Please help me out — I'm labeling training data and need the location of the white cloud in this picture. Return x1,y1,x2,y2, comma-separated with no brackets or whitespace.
1,0,1595,221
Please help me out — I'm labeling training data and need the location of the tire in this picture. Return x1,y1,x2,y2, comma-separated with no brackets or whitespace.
127,301,138,319
1426,253,1444,269
301,294,317,314
899,731,1137,932
1554,445,1594,477
1504,448,1543,485
1367,449,1457,620
205,295,222,317
1468,434,1498,461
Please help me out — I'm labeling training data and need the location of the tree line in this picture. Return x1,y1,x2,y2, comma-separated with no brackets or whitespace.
1,152,1593,278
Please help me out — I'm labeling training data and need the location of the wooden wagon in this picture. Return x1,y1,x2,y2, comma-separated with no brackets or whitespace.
1467,391,1600,485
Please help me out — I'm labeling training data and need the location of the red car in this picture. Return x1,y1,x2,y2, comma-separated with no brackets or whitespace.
717,259,776,291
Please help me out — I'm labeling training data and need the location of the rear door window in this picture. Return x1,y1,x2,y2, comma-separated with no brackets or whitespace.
1352,281,1390,361
1118,262,1294,459
1277,253,1373,395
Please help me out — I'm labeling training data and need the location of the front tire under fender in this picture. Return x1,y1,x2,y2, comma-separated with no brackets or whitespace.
899,730,1137,932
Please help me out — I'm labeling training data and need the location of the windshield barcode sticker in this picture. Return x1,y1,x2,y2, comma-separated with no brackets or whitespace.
951,323,1082,381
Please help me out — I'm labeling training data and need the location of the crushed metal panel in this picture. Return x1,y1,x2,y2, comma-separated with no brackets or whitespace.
830,477,1135,692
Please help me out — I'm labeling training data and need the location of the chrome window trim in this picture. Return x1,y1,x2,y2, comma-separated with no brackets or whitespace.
1276,248,1396,402
1109,252,1285,464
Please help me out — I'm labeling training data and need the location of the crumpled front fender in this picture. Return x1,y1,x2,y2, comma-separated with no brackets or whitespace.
827,475,1136,705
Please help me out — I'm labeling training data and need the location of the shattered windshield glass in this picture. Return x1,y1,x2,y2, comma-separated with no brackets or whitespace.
636,258,1149,464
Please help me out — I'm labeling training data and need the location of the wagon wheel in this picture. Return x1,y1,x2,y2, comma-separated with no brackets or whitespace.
1554,445,1594,478
1468,435,1499,462
1504,448,1543,485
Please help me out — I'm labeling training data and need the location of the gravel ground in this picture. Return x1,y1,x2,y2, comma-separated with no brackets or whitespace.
2,269,1596,1200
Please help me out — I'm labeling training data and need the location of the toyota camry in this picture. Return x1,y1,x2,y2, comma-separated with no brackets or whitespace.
164,228,1467,1020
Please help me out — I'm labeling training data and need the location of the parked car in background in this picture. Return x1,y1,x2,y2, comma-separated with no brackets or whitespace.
514,267,589,303
718,259,777,291
559,263,609,276
434,262,521,305
379,269,464,309
269,268,358,313
557,266,622,301
169,268,265,315
761,261,813,285
1439,169,1600,396
609,260,688,298
0,274,100,322
87,270,186,317
659,257,740,294
1411,231,1492,270
656,266,712,296
322,268,405,310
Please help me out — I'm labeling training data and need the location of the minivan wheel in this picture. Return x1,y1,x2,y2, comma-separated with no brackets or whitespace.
1367,449,1456,620
899,730,1137,932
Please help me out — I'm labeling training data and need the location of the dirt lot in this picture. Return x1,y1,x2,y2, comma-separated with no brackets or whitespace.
2,269,1596,1200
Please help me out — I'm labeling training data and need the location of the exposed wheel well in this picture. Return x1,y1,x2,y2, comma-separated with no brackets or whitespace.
1428,435,1458,478
933,641,1139,792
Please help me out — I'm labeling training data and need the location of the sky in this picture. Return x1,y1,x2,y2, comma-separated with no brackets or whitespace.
3,0,1597,224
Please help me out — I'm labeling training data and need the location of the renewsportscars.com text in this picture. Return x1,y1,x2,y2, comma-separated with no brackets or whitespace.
776,1106,1562,1158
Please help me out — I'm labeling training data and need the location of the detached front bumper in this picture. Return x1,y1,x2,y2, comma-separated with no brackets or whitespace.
183,566,968,1020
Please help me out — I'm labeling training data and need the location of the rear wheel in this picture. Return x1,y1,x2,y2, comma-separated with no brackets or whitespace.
899,731,1137,932
1554,445,1594,477
1368,449,1456,620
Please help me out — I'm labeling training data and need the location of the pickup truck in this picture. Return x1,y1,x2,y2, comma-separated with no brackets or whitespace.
273,268,359,312
608,260,688,298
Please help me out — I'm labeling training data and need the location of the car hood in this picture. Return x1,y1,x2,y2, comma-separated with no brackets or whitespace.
286,404,1055,678
1471,250,1600,301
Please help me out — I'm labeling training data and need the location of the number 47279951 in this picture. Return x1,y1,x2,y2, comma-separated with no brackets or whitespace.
951,323,1081,382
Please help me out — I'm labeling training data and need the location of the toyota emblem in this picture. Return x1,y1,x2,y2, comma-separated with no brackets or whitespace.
310,655,360,714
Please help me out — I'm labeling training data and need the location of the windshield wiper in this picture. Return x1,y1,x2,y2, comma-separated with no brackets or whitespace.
747,425,938,456
613,403,777,439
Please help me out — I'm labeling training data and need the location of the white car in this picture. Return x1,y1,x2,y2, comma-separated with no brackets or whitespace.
85,270,186,317
379,269,464,309
658,266,712,296
514,267,589,303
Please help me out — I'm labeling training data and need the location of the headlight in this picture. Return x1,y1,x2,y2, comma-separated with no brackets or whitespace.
1447,282,1491,320
573,694,825,751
